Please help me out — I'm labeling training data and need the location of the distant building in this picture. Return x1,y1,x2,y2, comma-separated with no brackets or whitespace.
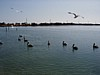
0,22,6,26
21,23,30,26
15,23,20,26
7,23,14,26
21,23,26,26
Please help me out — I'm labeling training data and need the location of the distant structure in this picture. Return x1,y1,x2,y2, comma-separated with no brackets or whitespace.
49,19,51,23
0,22,100,27
68,12,84,19
66,20,68,23
26,18,27,24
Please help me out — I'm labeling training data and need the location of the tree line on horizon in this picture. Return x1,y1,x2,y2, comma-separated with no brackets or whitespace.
0,22,100,27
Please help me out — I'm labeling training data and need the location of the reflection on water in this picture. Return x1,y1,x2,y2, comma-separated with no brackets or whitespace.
0,26,100,75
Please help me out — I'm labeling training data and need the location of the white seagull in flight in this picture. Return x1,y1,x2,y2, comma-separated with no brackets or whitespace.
68,12,84,19
11,8,23,13
16,10,23,13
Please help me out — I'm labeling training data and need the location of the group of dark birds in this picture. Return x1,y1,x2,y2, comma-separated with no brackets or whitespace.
47,41,98,50
18,35,33,47
48,41,78,50
17,35,79,50
0,36,99,50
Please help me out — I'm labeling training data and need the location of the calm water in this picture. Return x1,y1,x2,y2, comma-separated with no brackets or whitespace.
0,26,100,75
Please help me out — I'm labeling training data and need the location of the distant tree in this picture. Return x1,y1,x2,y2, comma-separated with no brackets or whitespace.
31,23,37,26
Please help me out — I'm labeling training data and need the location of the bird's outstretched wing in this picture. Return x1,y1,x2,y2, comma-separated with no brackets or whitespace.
78,15,84,19
68,12,76,15
68,12,75,15
81,16,84,19
68,12,72,14
68,12,78,18
68,12,84,19
16,10,23,13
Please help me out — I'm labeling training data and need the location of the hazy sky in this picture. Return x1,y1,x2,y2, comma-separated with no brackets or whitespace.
0,0,100,23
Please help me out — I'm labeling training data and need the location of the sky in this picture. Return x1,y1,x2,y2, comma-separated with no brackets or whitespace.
0,0,100,23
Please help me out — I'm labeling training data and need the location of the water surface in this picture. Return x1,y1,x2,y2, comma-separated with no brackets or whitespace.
0,26,100,75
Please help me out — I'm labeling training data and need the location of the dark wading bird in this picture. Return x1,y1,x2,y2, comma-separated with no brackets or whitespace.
18,38,21,41
24,36,28,42
48,41,50,46
18,35,23,41
19,35,23,37
27,41,33,47
0,42,3,45
68,12,84,19
72,44,78,50
62,41,67,46
93,43,99,49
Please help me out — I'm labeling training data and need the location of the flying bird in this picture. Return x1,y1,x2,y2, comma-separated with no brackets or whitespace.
20,11,23,13
16,10,19,13
68,12,84,19
10,8,23,13
11,8,14,9
16,10,23,13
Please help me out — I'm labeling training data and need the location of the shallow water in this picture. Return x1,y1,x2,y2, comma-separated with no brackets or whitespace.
0,26,100,75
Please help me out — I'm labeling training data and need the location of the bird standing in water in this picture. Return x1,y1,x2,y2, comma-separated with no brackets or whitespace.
62,41,67,46
48,41,50,46
0,42,3,45
72,44,78,50
27,41,33,47
93,43,99,48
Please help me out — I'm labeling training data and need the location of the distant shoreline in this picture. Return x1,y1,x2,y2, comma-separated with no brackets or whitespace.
0,22,100,27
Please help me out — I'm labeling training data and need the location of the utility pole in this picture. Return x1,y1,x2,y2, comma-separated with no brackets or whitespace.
49,19,51,23
26,18,27,24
